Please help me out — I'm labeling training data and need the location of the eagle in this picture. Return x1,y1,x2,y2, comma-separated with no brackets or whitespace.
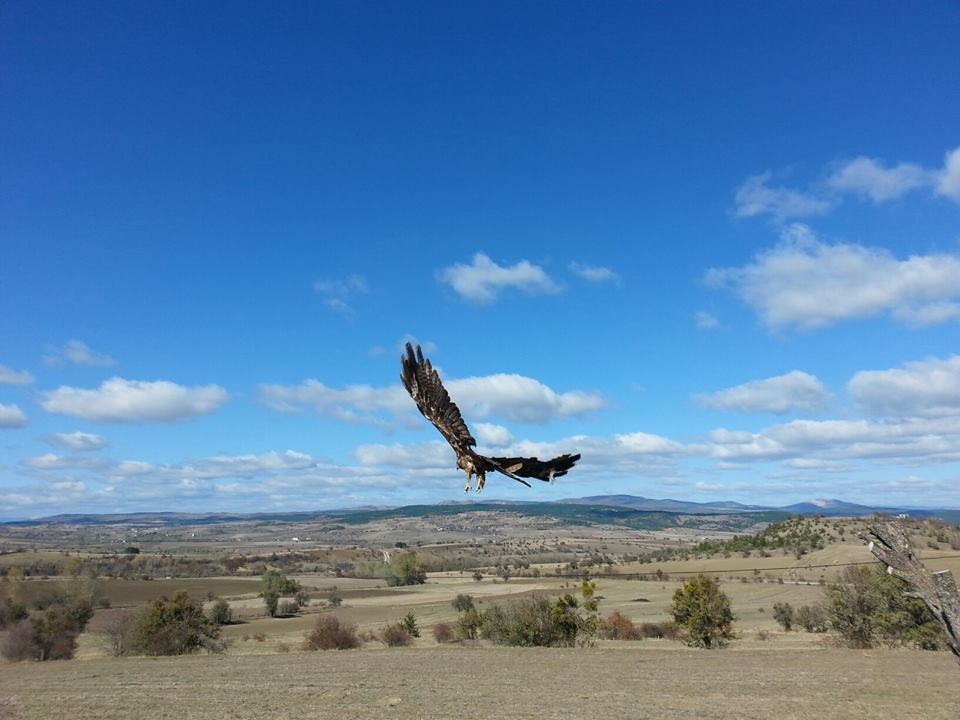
401,342,581,492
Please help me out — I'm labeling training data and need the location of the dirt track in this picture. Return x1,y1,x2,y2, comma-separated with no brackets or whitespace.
2,644,958,720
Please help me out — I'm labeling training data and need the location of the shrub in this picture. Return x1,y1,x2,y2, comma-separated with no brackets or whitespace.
304,615,361,650
0,598,94,662
481,594,585,648
773,602,794,631
277,600,300,617
638,622,678,640
599,611,642,640
670,575,736,649
386,554,427,586
0,597,28,630
1,619,37,661
400,612,420,638
825,566,943,650
456,608,484,640
451,594,475,613
380,622,414,647
208,598,234,626
126,591,222,656
796,604,828,633
432,622,455,643
263,591,280,618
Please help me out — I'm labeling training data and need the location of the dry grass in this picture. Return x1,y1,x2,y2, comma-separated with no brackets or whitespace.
1,645,957,720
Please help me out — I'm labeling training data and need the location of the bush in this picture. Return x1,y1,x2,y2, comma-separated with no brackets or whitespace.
481,595,585,648
208,598,234,626
400,612,420,638
456,608,484,640
1,620,38,661
386,554,427,586
379,622,414,647
773,602,794,631
304,616,361,650
126,591,222,656
277,600,300,617
825,566,943,650
451,594,475,613
432,622,455,643
599,611,642,640
796,604,828,633
670,575,736,648
638,622,678,640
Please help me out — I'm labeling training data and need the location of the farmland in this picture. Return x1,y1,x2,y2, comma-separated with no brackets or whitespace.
2,510,959,719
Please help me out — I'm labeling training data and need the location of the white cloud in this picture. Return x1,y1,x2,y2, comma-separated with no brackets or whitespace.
43,340,116,367
313,274,368,313
827,156,932,203
569,262,619,283
734,172,834,222
259,380,409,425
697,371,830,414
694,312,719,329
262,372,604,427
708,415,960,464
0,365,34,385
848,355,960,418
437,252,561,303
0,403,27,428
706,224,960,330
448,374,604,424
935,146,960,202
474,422,513,447
41,377,229,423
47,431,108,451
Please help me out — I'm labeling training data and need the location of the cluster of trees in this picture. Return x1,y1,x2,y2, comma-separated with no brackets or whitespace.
353,553,427,586
442,580,600,647
771,566,943,649
694,516,829,559
1,571,96,661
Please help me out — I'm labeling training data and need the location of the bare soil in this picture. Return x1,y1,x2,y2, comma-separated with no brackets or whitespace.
1,645,957,720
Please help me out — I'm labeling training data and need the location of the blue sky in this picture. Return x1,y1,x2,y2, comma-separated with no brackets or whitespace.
2,2,960,520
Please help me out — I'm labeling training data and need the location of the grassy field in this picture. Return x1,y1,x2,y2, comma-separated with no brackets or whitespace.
2,644,957,720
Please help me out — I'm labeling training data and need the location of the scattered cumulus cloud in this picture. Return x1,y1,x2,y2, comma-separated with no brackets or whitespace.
0,365,34,385
937,146,960,202
259,380,409,425
848,355,960,418
569,262,619,283
474,422,514,447
737,145,960,222
40,377,229,423
313,274,368,313
47,431,108,451
697,371,831,414
437,252,561,303
262,371,603,427
43,340,116,367
0,403,27,428
706,224,960,330
827,156,932,203
734,172,834,222
447,374,605,424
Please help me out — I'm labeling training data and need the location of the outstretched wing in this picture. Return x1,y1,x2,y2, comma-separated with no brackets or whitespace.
487,453,581,483
401,343,476,455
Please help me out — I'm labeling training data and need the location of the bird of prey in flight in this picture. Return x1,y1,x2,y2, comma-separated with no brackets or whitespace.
401,343,581,492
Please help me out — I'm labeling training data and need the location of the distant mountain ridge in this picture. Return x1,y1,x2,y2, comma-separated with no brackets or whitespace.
3,495,955,527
